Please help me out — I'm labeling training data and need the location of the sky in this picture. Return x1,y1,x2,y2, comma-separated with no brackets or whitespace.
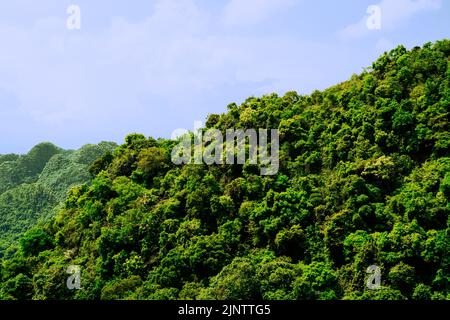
0,0,448,154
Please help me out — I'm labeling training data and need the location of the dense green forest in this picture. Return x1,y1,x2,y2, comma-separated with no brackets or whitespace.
0,142,117,257
0,40,449,300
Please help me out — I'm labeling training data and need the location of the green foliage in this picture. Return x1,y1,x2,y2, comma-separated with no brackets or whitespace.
133,147,171,185
1,273,33,300
19,228,54,257
0,143,61,194
1,40,449,300
293,262,338,300
0,142,117,256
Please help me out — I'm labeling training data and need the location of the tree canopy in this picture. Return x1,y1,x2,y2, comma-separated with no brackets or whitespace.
0,40,449,300
0,142,117,257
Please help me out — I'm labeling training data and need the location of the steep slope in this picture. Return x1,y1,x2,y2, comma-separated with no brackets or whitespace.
0,142,117,257
0,40,449,300
0,143,62,195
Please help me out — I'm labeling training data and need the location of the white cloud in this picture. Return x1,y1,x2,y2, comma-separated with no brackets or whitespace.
222,0,298,27
338,0,441,39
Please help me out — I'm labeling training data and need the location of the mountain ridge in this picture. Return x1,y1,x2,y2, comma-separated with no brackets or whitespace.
0,39,449,300
0,141,117,257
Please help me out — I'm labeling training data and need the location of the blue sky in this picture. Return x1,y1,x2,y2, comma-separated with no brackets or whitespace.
0,0,448,153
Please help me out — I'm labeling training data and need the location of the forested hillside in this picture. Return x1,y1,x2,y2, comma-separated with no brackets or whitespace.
0,142,117,257
0,40,449,300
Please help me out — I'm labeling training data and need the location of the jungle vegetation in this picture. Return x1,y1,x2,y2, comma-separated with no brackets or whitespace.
0,142,117,257
0,40,449,300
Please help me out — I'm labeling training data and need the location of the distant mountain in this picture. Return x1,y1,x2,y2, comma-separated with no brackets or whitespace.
0,142,117,257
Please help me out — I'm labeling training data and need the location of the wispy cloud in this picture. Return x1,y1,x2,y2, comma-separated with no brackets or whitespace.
0,0,448,153
338,0,441,39
222,0,298,27
0,0,339,150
